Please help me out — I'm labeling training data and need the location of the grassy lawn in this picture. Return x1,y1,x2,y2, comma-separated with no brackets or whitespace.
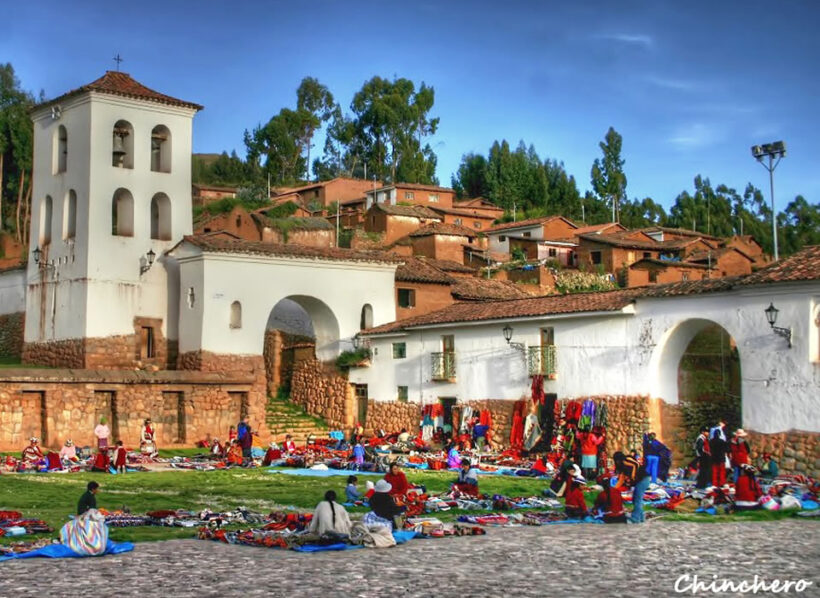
0,468,812,544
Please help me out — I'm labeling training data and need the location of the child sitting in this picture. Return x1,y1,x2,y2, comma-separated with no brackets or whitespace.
563,469,589,518
345,475,361,502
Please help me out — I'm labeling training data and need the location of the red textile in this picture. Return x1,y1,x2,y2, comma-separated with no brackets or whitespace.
565,400,582,422
532,458,548,474
384,471,410,496
531,375,545,405
594,486,625,518
730,440,750,467
735,473,763,502
46,452,62,470
564,484,587,514
453,483,479,496
580,432,604,456
712,463,728,487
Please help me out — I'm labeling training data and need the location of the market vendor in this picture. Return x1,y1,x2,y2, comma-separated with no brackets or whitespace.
226,439,244,465
397,428,411,444
78,481,100,515
384,462,410,496
594,475,627,523
21,437,45,467
94,417,110,451
283,434,297,454
363,480,404,529
613,451,651,524
308,490,352,536
729,429,750,481
140,418,158,458
452,460,479,496
473,423,489,451
580,429,604,480
446,442,461,469
734,464,763,510
59,439,77,463
262,441,281,466
563,472,588,519
210,437,224,458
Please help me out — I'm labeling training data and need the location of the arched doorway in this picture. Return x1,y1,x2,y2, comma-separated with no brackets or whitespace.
263,295,341,396
650,318,742,452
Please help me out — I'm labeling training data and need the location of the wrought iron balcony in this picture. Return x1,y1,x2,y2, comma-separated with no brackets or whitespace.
431,351,456,381
527,345,557,377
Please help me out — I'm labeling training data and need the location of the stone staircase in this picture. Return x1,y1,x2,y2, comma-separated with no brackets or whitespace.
265,395,331,444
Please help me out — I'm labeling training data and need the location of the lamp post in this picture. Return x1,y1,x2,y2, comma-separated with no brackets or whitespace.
502,325,525,353
751,141,786,261
763,302,792,348
140,249,156,275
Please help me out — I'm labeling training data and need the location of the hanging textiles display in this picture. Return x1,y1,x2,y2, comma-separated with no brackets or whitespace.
531,375,545,405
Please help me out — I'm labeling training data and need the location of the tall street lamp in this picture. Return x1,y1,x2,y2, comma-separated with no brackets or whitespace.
751,141,786,261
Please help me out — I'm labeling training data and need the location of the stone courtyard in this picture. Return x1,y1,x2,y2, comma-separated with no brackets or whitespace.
1,521,817,598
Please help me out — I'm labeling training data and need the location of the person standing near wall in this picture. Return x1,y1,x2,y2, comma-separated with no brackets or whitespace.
694,427,712,489
94,417,110,452
710,421,729,487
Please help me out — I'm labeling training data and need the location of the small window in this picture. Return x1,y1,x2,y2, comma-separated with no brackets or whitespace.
230,301,242,329
643,252,651,258
40,195,53,246
523,232,531,238
404,191,414,200
55,125,67,173
499,235,506,242
397,386,409,402
682,271,689,281
360,304,373,330
140,326,155,359
113,120,134,169
397,288,415,308
473,221,482,229
428,193,439,203
649,270,658,283
548,248,557,257
150,125,172,173
541,327,554,346
235,215,242,228
591,251,602,265
392,342,407,359
454,218,462,225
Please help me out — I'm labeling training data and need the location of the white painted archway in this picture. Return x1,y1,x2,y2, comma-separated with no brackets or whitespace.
267,295,341,361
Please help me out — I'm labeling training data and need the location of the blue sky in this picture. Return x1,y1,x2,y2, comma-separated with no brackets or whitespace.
4,0,818,210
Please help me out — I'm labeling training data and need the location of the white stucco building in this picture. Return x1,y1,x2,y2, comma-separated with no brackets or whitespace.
351,258,820,434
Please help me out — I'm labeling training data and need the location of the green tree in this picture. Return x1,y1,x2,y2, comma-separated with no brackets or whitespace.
296,77,334,179
0,63,35,240
778,196,820,255
590,127,627,222
451,153,488,199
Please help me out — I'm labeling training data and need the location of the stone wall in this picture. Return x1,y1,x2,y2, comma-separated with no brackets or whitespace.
746,430,819,478
365,400,420,435
0,312,24,358
0,368,258,451
22,338,85,368
290,359,352,429
178,350,268,439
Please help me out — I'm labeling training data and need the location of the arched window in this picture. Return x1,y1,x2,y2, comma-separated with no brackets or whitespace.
54,125,67,173
230,301,242,329
63,190,77,240
112,188,134,237
150,193,172,240
360,304,373,330
150,125,171,173
40,195,53,246
112,120,134,168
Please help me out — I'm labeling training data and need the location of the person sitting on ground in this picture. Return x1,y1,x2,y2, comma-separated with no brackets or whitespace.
140,418,158,458
21,437,45,468
613,451,651,524
548,458,577,498
563,472,588,518
228,425,237,444
363,480,376,500
733,464,763,511
90,448,111,472
452,459,479,496
262,441,281,467
397,428,411,444
114,440,127,474
757,452,779,479
226,439,244,466
283,434,297,454
210,437,224,458
384,462,410,496
594,475,627,523
345,475,361,502
78,481,100,515
363,480,404,529
59,439,77,464
308,490,352,536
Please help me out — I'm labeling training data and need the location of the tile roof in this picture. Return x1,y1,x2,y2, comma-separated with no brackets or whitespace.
429,206,497,218
274,177,379,195
630,258,713,270
578,233,690,251
252,215,333,231
453,198,504,210
395,258,454,284
410,223,478,238
450,278,532,301
687,247,754,263
425,259,476,274
369,183,455,194
641,226,722,242
570,222,626,236
738,245,820,285
364,289,638,335
370,203,442,219
179,235,401,264
38,71,203,111
487,215,577,234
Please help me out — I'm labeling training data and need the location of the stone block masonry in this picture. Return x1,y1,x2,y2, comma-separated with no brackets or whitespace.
290,359,353,430
0,368,258,452
0,312,24,358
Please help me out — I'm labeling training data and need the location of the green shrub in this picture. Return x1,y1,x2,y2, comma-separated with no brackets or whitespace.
335,348,371,369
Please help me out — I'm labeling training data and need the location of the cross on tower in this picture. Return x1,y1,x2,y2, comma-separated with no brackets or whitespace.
113,54,123,71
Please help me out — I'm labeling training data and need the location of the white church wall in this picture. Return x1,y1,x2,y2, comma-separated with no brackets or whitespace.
0,269,26,315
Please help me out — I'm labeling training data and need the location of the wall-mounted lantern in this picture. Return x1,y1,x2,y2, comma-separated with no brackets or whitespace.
140,249,156,275
502,324,525,352
764,302,792,348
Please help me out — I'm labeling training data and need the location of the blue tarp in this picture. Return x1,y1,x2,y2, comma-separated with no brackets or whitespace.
0,540,134,562
267,468,382,477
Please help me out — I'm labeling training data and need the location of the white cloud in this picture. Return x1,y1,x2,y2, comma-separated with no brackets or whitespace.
597,33,653,47
667,123,723,149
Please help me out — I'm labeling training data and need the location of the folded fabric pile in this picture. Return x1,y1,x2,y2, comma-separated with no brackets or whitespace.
0,511,53,536
0,537,57,556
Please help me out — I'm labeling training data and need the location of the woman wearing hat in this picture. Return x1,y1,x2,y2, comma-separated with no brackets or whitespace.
734,464,763,510
563,466,589,518
729,429,750,482
60,439,78,463
140,419,158,458
21,437,45,468
362,480,404,529
593,474,627,523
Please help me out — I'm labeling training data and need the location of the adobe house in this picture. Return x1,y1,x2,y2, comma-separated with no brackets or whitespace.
726,235,770,269
452,197,505,220
508,236,578,266
191,183,237,207
430,205,496,233
273,177,378,208
410,222,481,263
252,214,336,248
365,183,455,210
486,215,578,257
364,203,442,245
628,258,713,287
394,257,456,320
686,247,754,277
194,205,260,241
576,233,666,275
